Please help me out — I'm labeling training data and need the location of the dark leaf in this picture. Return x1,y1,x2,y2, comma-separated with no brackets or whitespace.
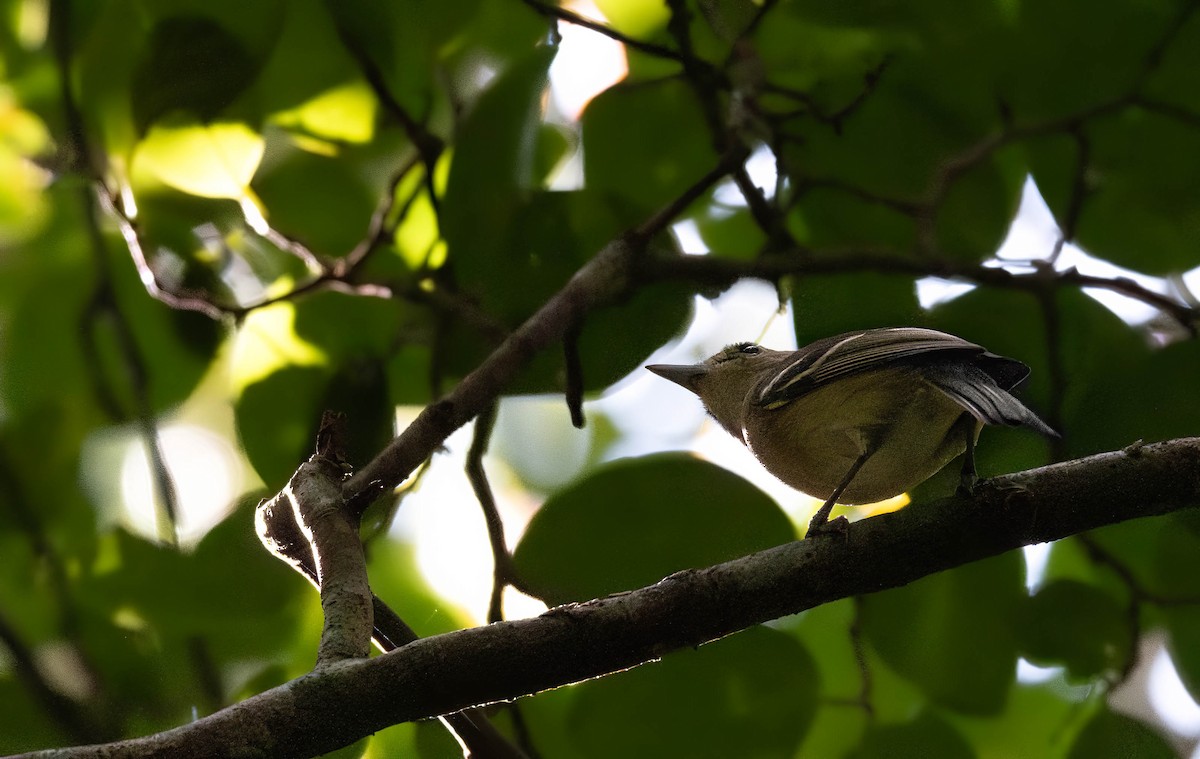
513,454,795,605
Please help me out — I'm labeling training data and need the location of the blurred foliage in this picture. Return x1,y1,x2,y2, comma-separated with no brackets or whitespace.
2,0,1200,756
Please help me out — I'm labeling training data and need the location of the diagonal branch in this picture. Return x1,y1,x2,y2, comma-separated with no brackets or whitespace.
466,403,524,623
344,152,742,513
32,438,1200,758
342,237,633,512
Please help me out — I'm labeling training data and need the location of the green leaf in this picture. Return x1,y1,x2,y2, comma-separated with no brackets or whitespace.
363,719,461,759
85,509,305,663
233,292,403,484
325,0,498,120
513,454,795,604
791,273,923,347
785,188,918,253
319,358,393,469
1080,518,1164,607
519,682,589,759
444,191,692,394
566,627,817,759
1032,108,1200,273
74,0,147,155
1074,110,1200,274
787,600,871,757
1066,710,1178,759
250,145,379,256
0,183,103,427
1018,579,1132,680
1153,517,1200,703
442,48,694,394
386,343,435,405
862,551,1024,715
442,46,557,271
592,0,670,39
847,711,975,759
133,118,264,200
581,78,717,212
1144,8,1200,115
774,2,1019,260
235,365,328,486
575,279,694,391
103,232,223,414
752,9,894,111
290,290,404,362
948,681,1088,758
254,0,361,121
366,538,473,640
1003,0,1175,123
0,678,67,753
448,189,584,325
693,204,767,259
131,15,265,131
317,737,369,759
935,143,1026,262
441,0,546,72
1061,311,1200,457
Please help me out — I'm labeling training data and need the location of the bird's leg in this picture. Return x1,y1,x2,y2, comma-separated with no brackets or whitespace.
807,449,872,538
954,414,979,496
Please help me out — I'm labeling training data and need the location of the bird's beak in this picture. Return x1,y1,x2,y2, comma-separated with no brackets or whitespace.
646,363,708,393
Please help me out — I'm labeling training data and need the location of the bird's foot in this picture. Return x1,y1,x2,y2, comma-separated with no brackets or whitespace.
806,514,849,540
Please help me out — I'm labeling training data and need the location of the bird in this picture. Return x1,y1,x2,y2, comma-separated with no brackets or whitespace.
646,327,1056,536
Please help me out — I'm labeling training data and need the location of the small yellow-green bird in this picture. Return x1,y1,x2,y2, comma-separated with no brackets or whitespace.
647,327,1055,536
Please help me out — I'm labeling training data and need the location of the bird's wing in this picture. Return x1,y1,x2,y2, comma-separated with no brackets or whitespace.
755,327,984,407
922,363,1058,436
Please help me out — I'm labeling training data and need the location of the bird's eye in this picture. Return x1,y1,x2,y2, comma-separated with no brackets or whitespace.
739,344,761,355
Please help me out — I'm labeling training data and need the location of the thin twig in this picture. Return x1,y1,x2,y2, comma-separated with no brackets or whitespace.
466,404,527,623
563,320,586,429
327,12,445,217
760,56,891,133
1059,128,1091,241
257,224,332,275
0,605,104,744
1074,536,1142,686
636,252,1200,333
1036,281,1070,461
337,155,423,276
849,596,875,719
50,0,181,543
1133,0,1200,88
99,190,230,320
520,0,686,63
631,148,748,243
665,0,726,144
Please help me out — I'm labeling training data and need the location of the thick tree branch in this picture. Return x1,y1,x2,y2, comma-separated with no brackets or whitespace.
255,444,528,758
282,456,372,664
30,438,1200,759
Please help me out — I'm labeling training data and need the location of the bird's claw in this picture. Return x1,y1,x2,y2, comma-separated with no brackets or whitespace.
806,514,849,540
